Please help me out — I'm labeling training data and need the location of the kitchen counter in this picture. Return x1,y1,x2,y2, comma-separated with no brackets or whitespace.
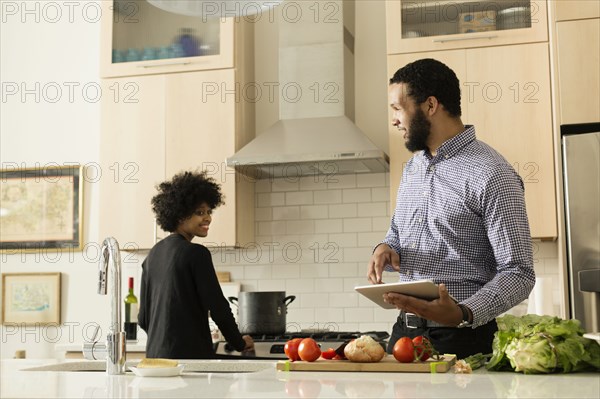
2,359,598,398
55,343,147,359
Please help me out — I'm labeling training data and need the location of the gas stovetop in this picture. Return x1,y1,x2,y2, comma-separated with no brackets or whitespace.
214,331,389,359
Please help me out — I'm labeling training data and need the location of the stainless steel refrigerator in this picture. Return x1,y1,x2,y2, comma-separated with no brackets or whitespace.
561,123,600,332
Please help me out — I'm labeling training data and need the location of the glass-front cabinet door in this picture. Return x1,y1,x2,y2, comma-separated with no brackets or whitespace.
101,0,233,77
386,0,548,54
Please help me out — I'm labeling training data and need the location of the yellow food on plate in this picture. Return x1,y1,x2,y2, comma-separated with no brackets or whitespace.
136,358,178,368
344,335,385,363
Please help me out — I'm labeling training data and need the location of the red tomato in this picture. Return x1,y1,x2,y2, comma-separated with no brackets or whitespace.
412,336,433,361
333,354,346,360
320,348,336,360
298,338,321,362
393,337,415,363
284,338,303,361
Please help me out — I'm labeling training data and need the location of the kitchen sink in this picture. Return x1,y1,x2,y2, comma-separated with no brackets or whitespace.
22,359,276,373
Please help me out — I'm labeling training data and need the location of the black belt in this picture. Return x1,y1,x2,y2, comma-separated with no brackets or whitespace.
400,311,449,328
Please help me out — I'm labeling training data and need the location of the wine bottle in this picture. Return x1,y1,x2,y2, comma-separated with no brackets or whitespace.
124,277,138,342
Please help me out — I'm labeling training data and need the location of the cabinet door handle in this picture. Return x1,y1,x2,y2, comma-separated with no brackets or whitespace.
432,35,498,43
138,61,193,68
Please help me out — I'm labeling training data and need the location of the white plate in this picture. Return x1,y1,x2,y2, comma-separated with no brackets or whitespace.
129,364,185,377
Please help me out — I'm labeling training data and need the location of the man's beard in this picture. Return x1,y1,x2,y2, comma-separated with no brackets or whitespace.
404,108,431,152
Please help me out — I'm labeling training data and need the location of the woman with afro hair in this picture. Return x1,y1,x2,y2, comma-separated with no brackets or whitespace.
138,171,254,358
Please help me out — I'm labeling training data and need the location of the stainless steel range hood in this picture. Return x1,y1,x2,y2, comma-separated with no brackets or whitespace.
226,1,388,179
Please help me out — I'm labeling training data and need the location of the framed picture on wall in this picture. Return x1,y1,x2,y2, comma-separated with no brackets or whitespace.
0,165,83,251
1,273,61,325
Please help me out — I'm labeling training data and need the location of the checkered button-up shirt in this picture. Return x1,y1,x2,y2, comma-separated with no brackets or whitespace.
383,126,535,327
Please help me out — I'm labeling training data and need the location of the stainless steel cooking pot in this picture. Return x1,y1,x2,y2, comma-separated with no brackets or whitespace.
228,292,296,335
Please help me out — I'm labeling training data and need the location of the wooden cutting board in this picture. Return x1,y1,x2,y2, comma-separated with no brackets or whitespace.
276,354,456,373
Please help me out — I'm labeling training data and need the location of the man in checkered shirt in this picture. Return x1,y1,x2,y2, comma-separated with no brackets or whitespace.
368,58,535,359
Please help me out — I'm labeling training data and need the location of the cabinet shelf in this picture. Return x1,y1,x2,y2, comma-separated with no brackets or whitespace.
101,0,233,78
386,0,548,54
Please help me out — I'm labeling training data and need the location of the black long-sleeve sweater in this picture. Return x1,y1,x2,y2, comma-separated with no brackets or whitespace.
138,234,245,358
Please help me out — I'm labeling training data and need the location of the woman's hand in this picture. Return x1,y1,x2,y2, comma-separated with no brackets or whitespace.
241,335,255,352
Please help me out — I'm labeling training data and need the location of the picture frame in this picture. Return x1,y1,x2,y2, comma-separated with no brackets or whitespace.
0,165,83,251
2,273,61,325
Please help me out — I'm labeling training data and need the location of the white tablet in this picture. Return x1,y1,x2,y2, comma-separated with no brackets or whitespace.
355,280,456,309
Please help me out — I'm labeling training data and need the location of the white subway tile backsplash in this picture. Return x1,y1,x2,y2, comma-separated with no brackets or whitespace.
344,307,374,322
286,220,315,235
257,279,287,291
357,173,386,188
315,219,343,233
372,216,391,232
314,308,346,323
357,202,387,217
300,293,330,308
315,278,344,292
327,174,357,189
344,277,369,292
372,187,390,202
343,188,372,203
299,176,326,191
343,247,373,263
328,263,359,278
255,179,272,193
329,203,357,218
286,279,317,294
271,264,301,279
300,264,330,279
244,264,273,279
286,308,316,324
300,205,329,219
374,307,397,322
534,241,558,259
343,218,373,233
257,192,285,207
257,221,286,236
314,189,342,204
254,207,272,221
272,206,300,220
286,191,314,205
327,233,358,248
330,293,358,308
358,232,386,247
298,234,329,248
272,179,300,192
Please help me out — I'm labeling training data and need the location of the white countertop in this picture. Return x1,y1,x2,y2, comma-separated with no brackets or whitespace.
55,342,147,353
2,359,598,398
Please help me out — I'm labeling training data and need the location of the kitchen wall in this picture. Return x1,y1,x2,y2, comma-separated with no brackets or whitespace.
211,174,563,334
0,0,561,359
0,0,111,359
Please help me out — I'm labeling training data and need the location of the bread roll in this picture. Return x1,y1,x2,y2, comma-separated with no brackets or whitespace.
343,335,385,363
137,358,178,368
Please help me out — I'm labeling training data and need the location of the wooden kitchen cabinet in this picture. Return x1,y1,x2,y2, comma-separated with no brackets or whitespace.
555,18,600,124
100,0,233,78
98,74,167,249
387,42,557,239
164,70,254,248
385,0,548,55
99,69,254,250
553,0,600,22
99,16,255,250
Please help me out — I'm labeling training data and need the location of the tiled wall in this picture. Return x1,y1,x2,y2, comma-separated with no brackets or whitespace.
212,172,561,334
